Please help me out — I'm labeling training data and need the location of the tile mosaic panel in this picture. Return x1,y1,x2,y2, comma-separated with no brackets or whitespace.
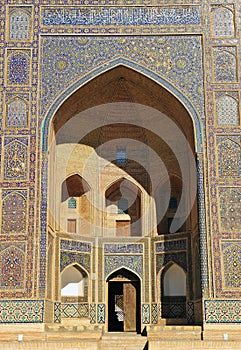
97,303,105,324
60,251,90,272
104,255,143,278
210,5,234,37
5,94,29,128
151,303,158,324
187,302,194,324
40,35,204,120
0,300,44,323
161,298,186,319
212,46,237,83
197,155,208,292
156,239,186,253
39,157,48,292
142,304,150,324
8,6,32,41
217,137,241,178
7,49,31,86
42,6,201,27
4,139,28,180
1,190,27,234
205,300,241,323
104,243,143,254
54,302,61,323
156,252,187,273
215,94,239,125
60,239,91,253
219,188,241,231
90,303,96,324
61,303,89,318
222,242,241,289
0,247,25,289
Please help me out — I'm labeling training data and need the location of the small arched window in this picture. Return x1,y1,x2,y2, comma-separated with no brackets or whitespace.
61,265,88,300
169,197,178,210
68,197,76,209
116,148,126,163
118,198,129,214
163,264,186,297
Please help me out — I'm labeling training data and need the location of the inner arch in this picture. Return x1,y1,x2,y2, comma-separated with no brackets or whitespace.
42,62,202,153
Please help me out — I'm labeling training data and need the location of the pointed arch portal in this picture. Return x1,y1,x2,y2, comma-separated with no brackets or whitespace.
41,63,207,328
107,268,141,333
42,60,203,153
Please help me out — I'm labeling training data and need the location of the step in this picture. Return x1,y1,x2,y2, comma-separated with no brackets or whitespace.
147,325,202,340
100,333,148,350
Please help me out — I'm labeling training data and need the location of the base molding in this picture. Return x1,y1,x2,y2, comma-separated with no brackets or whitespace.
203,323,241,341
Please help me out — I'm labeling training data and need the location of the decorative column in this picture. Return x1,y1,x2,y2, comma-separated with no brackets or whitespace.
196,153,209,296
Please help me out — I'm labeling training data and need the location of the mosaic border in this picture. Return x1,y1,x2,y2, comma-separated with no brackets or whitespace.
41,6,201,27
0,300,44,323
205,300,241,323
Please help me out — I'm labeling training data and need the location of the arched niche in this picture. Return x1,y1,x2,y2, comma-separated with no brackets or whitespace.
105,178,141,237
61,264,89,302
47,66,199,239
162,263,186,297
161,263,187,322
216,94,239,126
60,174,91,235
154,175,186,235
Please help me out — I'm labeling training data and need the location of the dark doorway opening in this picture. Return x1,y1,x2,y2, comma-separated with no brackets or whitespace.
107,269,141,333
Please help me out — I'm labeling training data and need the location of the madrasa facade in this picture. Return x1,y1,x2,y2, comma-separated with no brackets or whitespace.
0,0,241,345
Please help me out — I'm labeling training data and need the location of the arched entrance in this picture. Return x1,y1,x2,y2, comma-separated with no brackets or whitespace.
42,64,205,327
107,268,141,333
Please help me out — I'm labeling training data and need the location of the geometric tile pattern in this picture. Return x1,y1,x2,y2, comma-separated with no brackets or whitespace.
212,46,237,83
156,252,187,273
61,303,89,318
211,5,234,37
104,255,143,278
4,140,28,180
97,303,105,324
0,300,44,323
151,303,158,324
1,191,27,234
187,302,195,324
104,243,143,254
40,35,204,119
54,302,61,323
219,188,241,231
60,252,90,272
217,137,241,178
161,297,186,319
196,155,209,291
222,243,241,288
0,247,25,288
216,94,239,125
7,50,30,86
205,300,241,323
9,7,31,41
142,304,150,324
90,303,96,324
6,95,28,128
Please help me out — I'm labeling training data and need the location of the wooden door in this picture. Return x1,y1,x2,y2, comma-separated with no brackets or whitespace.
123,282,136,331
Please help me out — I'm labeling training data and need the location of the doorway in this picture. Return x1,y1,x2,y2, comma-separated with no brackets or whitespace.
107,269,141,333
